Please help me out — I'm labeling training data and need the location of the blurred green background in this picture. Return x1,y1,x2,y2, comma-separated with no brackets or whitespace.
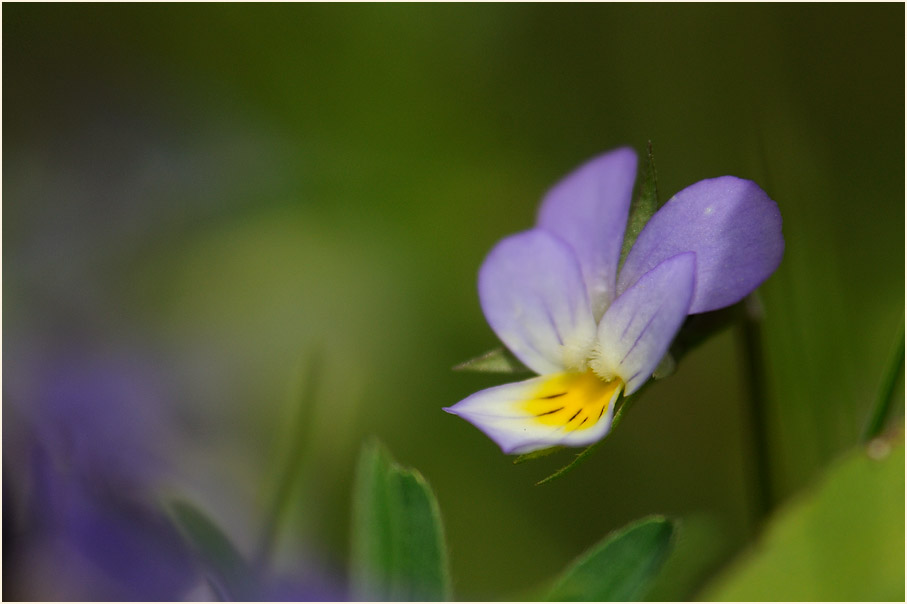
4,4,903,600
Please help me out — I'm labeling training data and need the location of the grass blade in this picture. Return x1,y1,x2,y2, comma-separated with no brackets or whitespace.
861,323,905,442
257,352,322,567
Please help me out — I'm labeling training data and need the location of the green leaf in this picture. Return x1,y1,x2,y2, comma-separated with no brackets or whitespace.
453,347,531,373
167,499,258,600
619,141,660,272
545,516,676,601
350,439,451,601
700,433,905,601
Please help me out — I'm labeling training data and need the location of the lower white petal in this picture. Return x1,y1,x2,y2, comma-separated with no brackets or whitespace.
444,372,622,454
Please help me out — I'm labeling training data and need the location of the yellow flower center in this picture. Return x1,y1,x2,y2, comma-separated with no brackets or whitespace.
522,370,623,432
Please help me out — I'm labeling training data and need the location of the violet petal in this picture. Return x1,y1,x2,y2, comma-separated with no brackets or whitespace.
537,147,638,319
597,252,696,395
618,176,784,314
479,229,597,375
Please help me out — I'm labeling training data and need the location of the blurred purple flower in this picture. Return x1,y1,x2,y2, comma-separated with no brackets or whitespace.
446,148,784,454
11,444,198,601
5,342,350,601
23,346,171,486
4,344,200,600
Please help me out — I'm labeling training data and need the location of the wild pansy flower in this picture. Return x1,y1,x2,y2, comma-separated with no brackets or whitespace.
445,148,783,454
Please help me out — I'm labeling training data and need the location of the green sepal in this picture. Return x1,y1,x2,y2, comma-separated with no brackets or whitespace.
513,446,565,464
619,141,660,272
545,516,677,601
453,347,532,373
166,498,259,601
350,439,452,601
535,441,604,486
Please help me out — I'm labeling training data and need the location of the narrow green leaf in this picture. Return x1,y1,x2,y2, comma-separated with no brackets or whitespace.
350,439,451,601
701,435,905,601
513,446,565,464
167,499,258,600
535,441,603,486
545,516,676,601
258,352,322,566
862,323,905,442
453,347,531,373
619,141,659,272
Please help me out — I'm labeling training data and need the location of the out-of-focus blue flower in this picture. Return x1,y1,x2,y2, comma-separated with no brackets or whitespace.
24,346,171,486
445,148,784,454
5,342,350,602
14,444,198,601
4,344,200,601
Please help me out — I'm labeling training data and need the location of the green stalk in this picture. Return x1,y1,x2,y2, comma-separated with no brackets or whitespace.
737,294,773,530
256,352,322,569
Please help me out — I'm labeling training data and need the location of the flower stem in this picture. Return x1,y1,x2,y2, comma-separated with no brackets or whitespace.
737,294,774,531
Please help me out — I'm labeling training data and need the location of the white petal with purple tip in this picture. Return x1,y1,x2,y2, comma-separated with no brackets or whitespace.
444,372,621,454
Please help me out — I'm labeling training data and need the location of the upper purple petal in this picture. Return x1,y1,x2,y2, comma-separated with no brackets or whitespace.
617,176,784,314
537,147,638,319
596,252,696,395
479,229,597,375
